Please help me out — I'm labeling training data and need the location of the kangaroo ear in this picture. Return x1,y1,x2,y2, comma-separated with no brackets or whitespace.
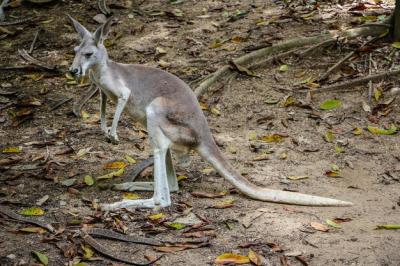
67,14,91,40
93,17,115,46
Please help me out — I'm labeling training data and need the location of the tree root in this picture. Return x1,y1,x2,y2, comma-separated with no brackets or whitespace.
308,68,400,93
194,25,389,97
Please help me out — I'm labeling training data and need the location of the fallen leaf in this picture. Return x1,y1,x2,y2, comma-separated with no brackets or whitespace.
287,175,309,180
310,222,329,232
201,168,215,174
95,167,124,180
148,213,166,220
32,251,48,265
123,192,141,200
248,249,262,266
210,107,221,116
209,39,223,49
215,253,250,265
19,227,46,234
376,224,400,230
367,124,397,135
165,222,186,230
324,131,334,142
259,134,286,143
76,147,92,158
392,42,400,49
211,198,235,209
353,127,363,135
104,161,127,169
83,175,94,186
2,146,22,153
325,170,341,178
177,175,187,181
125,155,136,164
332,217,352,223
81,245,94,259
334,145,344,153
182,230,216,238
326,219,341,228
19,207,45,216
374,87,382,101
279,64,289,72
319,99,342,110
191,191,225,198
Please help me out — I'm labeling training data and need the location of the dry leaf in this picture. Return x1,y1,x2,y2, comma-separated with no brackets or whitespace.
310,222,329,232
215,253,250,265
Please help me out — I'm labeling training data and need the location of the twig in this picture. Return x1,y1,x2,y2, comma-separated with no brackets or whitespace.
18,49,56,71
72,84,98,117
81,231,163,265
85,228,162,246
0,205,55,232
29,29,41,54
98,0,111,16
0,65,59,73
50,97,73,111
309,68,400,93
368,53,373,102
0,17,33,26
318,50,355,82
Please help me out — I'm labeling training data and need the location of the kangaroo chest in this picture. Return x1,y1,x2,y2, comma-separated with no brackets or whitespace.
89,72,147,125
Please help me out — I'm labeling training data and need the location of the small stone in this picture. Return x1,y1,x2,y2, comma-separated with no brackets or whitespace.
1,82,12,88
93,13,107,24
128,13,134,19
59,200,67,206
389,87,400,96
6,254,16,260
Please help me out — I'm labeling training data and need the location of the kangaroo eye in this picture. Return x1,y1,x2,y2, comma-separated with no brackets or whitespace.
84,52,93,57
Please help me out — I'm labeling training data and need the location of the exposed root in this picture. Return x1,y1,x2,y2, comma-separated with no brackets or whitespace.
308,68,400,93
194,25,389,97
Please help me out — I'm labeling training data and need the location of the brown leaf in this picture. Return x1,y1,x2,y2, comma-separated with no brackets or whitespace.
310,222,329,232
248,249,263,266
332,217,352,223
215,253,250,265
295,255,309,266
191,191,225,199
267,242,284,252
181,230,216,238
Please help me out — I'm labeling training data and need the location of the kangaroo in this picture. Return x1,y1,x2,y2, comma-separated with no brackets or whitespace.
67,16,352,210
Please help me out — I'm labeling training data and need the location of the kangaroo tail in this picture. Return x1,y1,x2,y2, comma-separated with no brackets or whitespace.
196,140,352,207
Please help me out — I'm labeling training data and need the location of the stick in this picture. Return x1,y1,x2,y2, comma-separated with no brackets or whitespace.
72,84,98,117
368,53,373,102
29,29,41,54
0,205,55,232
85,228,162,246
98,0,111,16
18,49,56,71
50,97,73,111
0,17,33,26
81,231,163,266
310,68,400,93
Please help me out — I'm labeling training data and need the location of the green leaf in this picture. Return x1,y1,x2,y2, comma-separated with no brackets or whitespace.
392,42,400,49
376,224,400,230
2,146,22,153
165,222,186,230
19,207,45,216
83,175,94,186
319,99,342,110
32,251,48,265
326,219,341,228
279,64,288,72
324,131,334,142
82,245,94,259
148,213,166,220
123,192,140,200
367,124,397,135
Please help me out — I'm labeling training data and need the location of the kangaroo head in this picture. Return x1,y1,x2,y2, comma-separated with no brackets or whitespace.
67,15,114,78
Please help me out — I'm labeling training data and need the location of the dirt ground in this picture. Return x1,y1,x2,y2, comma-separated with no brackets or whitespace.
0,0,399,265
